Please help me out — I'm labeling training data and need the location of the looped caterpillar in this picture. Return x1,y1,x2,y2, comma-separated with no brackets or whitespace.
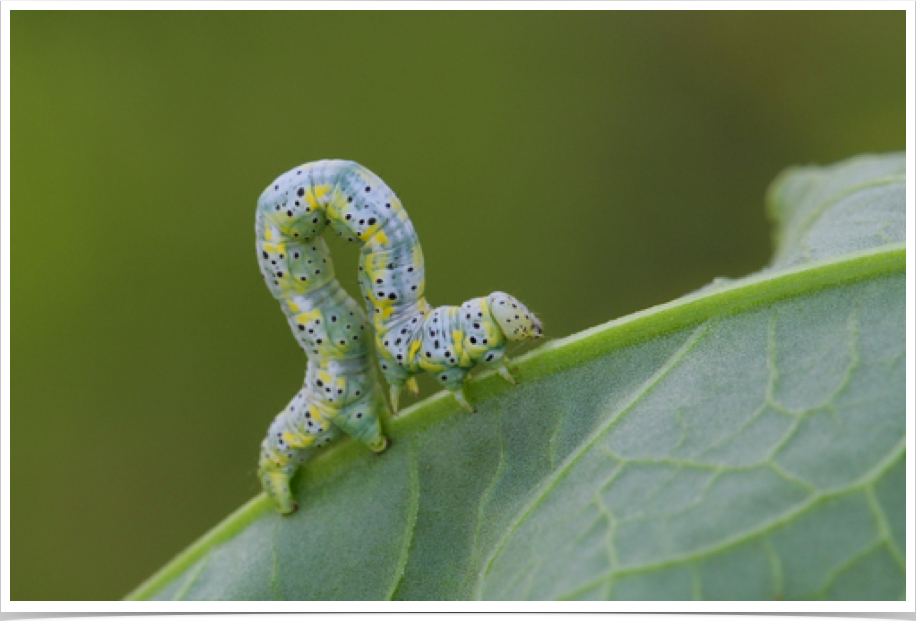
256,160,542,514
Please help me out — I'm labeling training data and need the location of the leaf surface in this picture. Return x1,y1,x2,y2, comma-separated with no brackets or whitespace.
129,152,905,601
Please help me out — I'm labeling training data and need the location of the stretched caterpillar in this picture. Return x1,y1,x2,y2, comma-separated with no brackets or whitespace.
256,160,542,514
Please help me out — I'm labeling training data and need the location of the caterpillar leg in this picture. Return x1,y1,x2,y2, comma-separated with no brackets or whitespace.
390,377,421,414
367,435,389,453
450,386,475,413
334,389,391,453
497,358,517,385
259,466,298,515
389,384,403,414
435,368,475,413
481,348,515,385
259,440,319,515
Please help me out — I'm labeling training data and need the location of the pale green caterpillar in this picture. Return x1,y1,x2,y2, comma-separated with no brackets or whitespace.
256,160,542,514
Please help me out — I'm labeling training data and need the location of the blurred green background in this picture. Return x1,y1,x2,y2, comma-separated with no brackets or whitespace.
12,11,904,600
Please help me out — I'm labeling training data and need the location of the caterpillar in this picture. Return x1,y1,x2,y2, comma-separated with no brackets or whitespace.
256,160,542,514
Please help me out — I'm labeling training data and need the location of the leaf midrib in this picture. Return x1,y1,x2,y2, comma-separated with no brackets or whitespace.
125,242,906,601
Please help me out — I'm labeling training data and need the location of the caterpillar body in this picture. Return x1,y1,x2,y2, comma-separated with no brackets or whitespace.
256,160,542,514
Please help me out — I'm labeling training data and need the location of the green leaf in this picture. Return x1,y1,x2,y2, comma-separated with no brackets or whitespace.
128,152,905,601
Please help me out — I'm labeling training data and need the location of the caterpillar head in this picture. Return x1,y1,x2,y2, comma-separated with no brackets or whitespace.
487,292,543,341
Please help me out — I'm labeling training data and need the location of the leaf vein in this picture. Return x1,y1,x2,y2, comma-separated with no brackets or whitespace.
474,322,710,597
387,438,420,601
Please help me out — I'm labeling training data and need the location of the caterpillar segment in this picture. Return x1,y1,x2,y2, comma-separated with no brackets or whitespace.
255,166,391,514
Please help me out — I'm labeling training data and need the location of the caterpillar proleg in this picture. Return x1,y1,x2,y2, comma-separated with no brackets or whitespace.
256,160,542,514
